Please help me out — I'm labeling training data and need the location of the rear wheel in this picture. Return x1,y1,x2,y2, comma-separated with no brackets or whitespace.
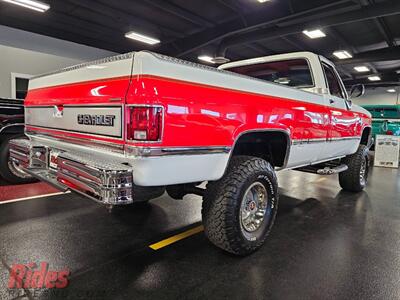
0,134,36,184
202,156,278,256
339,145,369,192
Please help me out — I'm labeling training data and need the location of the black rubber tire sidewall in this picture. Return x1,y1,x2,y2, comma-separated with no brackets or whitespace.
202,156,279,256
339,145,369,193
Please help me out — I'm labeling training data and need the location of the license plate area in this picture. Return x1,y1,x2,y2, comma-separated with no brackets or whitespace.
49,150,61,170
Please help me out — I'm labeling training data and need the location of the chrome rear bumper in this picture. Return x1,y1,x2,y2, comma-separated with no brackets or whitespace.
9,139,134,205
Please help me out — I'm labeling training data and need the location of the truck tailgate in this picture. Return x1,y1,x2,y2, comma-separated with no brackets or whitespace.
25,53,134,142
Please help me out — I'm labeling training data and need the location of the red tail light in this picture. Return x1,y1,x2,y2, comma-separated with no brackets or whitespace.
386,130,394,135
127,106,163,141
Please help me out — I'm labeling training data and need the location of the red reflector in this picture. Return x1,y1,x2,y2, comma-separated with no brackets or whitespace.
386,130,394,135
128,106,163,141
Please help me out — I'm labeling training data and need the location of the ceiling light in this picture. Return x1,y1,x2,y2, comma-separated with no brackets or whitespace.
257,0,271,2
198,55,215,64
333,50,352,60
387,89,396,93
2,0,50,12
213,56,230,64
125,31,160,45
354,66,370,73
303,29,326,39
368,76,381,81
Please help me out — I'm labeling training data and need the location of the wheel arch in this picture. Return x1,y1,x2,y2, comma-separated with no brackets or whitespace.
224,129,291,174
360,126,372,147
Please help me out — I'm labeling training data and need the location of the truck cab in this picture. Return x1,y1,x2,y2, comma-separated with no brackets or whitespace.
220,51,361,114
220,52,371,166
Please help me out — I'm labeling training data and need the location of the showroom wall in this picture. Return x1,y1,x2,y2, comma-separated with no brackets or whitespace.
353,86,399,106
0,25,116,98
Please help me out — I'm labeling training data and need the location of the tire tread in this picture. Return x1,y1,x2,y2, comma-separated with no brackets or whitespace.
202,156,278,255
339,145,369,192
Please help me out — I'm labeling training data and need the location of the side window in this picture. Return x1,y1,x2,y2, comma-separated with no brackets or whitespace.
323,64,346,99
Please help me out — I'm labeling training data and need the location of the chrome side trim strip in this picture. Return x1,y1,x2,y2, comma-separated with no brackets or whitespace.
292,136,361,145
292,138,325,145
125,146,231,157
328,137,361,141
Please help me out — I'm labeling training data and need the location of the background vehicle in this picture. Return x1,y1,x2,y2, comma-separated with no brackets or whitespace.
352,87,400,148
10,51,371,255
0,98,34,183
364,106,400,143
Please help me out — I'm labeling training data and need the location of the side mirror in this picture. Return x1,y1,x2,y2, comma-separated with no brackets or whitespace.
349,84,365,99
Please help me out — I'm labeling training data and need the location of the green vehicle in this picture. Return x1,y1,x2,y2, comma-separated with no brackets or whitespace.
364,105,400,138
353,87,400,148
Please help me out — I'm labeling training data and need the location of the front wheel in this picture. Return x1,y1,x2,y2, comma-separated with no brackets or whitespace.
339,145,370,192
202,156,279,256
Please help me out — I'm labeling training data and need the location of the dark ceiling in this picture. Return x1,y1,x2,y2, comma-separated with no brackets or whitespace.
0,0,399,86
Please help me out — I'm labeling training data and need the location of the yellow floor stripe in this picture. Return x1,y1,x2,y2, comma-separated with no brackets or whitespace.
149,225,204,250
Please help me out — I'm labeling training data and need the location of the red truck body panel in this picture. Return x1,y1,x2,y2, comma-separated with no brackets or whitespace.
25,74,371,149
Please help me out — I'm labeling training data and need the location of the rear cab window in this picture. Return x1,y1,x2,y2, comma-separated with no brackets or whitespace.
226,59,314,89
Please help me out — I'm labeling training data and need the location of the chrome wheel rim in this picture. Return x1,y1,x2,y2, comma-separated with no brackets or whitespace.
359,157,367,186
8,160,31,179
240,182,268,233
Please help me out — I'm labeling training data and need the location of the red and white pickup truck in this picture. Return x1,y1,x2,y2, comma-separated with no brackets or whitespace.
10,51,371,255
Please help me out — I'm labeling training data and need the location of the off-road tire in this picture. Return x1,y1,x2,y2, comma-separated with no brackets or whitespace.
339,145,369,192
202,156,279,256
0,134,36,184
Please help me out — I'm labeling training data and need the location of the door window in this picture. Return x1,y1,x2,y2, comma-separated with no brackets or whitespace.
323,64,346,99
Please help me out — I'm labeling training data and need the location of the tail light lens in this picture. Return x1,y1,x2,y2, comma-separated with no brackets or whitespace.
127,106,163,141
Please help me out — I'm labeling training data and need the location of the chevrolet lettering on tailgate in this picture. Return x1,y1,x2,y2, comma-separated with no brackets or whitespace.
77,114,115,127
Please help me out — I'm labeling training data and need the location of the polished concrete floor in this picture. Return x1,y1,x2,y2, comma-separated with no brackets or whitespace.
0,166,400,299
